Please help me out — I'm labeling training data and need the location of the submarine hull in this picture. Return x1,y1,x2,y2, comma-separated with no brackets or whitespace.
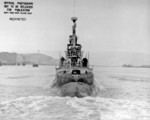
53,17,95,97
61,82,93,98
53,67,95,97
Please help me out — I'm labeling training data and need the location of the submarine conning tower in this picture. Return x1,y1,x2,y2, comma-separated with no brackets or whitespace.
66,17,83,67
59,17,89,68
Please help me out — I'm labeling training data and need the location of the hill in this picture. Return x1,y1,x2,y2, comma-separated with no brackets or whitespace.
0,52,58,65
0,52,17,65
0,51,149,67
23,53,58,65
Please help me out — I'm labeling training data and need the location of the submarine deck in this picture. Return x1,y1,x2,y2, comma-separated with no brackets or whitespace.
56,66,93,74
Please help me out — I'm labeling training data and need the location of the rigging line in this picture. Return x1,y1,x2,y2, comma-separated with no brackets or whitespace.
74,0,75,17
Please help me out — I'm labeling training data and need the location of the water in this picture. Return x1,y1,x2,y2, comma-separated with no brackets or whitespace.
0,66,150,120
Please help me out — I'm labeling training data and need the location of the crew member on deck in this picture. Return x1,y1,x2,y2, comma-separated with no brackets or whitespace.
82,57,88,67
60,56,65,66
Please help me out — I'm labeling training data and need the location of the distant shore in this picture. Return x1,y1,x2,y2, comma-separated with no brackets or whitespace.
122,64,150,68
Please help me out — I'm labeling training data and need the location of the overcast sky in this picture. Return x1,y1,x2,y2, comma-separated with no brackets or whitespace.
0,0,150,57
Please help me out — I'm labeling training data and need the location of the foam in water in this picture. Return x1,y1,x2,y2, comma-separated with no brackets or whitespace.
0,66,150,120
0,95,150,120
67,97,150,120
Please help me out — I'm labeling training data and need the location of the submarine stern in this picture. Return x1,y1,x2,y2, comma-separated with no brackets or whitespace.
54,68,95,97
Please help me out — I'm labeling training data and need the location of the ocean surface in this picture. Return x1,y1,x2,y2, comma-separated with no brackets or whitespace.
0,65,149,120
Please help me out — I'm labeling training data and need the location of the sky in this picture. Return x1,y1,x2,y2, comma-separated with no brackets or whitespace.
0,0,150,58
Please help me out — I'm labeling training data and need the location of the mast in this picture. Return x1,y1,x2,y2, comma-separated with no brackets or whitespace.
71,17,78,47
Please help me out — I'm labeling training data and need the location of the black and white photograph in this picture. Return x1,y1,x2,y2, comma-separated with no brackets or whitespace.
0,0,150,119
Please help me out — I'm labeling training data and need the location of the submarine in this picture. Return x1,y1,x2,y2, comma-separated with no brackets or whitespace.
51,17,97,98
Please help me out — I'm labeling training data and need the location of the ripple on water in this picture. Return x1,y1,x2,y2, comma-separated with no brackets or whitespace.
0,96,150,120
